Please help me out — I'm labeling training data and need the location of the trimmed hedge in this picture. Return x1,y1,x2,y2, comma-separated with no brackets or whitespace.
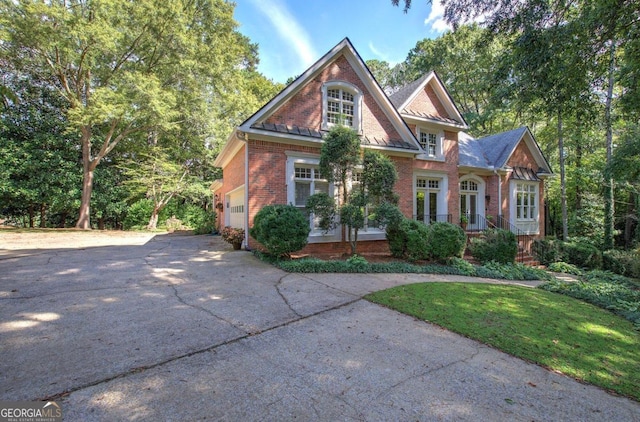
469,229,517,264
387,218,430,261
427,222,467,261
249,204,310,258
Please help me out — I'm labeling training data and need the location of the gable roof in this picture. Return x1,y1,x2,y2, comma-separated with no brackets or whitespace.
459,127,553,174
239,38,421,153
389,72,468,129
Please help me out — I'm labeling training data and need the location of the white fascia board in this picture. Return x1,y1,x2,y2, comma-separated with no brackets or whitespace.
241,39,352,131
402,114,468,131
210,179,223,192
213,131,244,168
398,72,469,130
341,46,421,149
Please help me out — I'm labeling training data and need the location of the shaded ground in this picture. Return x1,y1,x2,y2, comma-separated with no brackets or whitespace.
1,232,638,421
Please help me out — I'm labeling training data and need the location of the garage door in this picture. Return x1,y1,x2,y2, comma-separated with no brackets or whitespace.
227,188,245,230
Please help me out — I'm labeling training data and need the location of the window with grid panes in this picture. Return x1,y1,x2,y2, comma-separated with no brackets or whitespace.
419,132,438,156
516,183,537,220
327,88,355,127
294,165,330,231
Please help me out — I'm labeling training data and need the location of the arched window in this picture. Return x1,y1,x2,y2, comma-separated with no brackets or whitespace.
322,82,362,132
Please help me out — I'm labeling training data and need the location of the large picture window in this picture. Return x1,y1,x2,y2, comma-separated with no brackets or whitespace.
516,183,537,220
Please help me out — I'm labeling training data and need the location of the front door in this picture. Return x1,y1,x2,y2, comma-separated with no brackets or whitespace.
460,178,483,230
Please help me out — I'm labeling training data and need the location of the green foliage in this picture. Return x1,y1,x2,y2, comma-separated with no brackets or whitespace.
123,199,155,230
249,205,310,258
447,257,476,276
367,281,640,400
547,262,583,276
532,238,561,265
540,270,640,327
603,250,640,279
319,126,361,195
370,202,404,230
561,241,602,269
1,0,267,228
469,229,517,264
361,149,399,203
427,222,467,261
305,193,336,233
387,218,430,261
476,262,551,281
179,205,216,235
346,254,369,270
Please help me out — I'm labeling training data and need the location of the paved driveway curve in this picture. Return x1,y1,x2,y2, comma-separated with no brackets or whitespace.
1,233,638,421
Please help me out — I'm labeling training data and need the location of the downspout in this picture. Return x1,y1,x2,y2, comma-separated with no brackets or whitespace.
492,166,502,220
237,130,250,250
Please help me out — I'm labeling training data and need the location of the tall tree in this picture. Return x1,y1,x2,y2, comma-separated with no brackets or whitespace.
0,0,258,229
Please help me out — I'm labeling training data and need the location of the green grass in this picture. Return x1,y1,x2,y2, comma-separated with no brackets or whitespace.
366,282,640,401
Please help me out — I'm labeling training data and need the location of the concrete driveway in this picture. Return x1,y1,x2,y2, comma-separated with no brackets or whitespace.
1,233,638,421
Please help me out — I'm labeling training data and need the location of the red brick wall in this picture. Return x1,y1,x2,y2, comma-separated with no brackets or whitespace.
215,144,246,229
265,55,402,142
507,141,540,171
404,84,451,120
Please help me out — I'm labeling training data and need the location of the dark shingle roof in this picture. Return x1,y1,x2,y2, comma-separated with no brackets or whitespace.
475,127,528,169
250,122,419,151
388,74,430,109
458,133,490,168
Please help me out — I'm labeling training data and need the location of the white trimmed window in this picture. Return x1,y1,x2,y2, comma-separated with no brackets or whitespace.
510,181,540,235
516,183,537,220
417,128,443,159
286,153,339,242
322,82,362,132
415,174,448,224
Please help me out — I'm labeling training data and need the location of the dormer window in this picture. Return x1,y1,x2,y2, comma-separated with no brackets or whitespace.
417,127,444,160
322,82,362,132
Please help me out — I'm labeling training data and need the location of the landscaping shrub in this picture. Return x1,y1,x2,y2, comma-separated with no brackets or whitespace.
427,222,466,261
447,257,476,276
560,241,602,269
123,199,155,229
547,261,583,276
386,218,430,261
540,270,640,327
250,204,310,258
603,249,640,279
179,204,216,234
469,229,517,264
532,238,561,265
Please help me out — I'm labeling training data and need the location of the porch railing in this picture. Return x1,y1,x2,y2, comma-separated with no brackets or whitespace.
496,215,534,264
461,214,495,232
413,214,452,224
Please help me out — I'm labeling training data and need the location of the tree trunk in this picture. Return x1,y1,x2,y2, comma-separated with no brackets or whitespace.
147,209,160,230
624,191,635,249
603,42,616,250
39,203,47,228
76,166,94,229
28,205,34,228
558,111,568,241
76,126,94,230
58,212,67,228
575,139,582,211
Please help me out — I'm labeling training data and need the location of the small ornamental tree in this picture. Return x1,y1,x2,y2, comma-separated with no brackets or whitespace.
307,126,399,254
250,204,310,258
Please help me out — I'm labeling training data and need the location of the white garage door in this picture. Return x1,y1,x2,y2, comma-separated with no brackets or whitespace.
227,188,245,230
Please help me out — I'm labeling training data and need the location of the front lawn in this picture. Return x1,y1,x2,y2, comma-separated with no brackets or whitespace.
366,282,640,401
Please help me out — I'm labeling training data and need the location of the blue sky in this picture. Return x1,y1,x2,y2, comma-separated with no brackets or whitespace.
233,0,451,83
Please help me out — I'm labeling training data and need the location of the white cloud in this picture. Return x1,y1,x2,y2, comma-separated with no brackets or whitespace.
368,42,388,61
249,0,317,68
424,1,451,34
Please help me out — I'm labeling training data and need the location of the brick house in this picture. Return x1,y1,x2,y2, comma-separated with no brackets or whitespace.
211,38,553,255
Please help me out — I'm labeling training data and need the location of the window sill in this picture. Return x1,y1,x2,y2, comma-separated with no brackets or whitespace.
416,153,445,162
